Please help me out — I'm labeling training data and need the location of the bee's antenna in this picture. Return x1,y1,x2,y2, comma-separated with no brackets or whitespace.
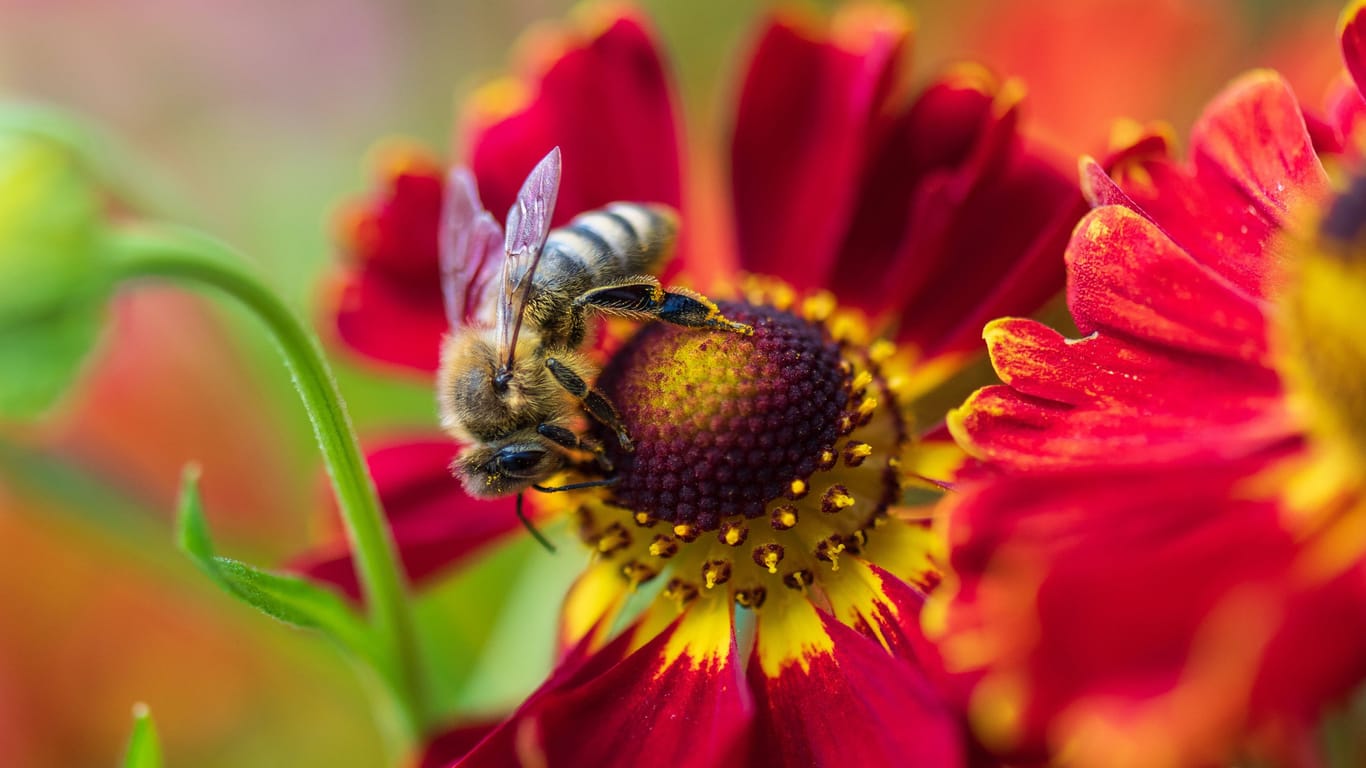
517,492,557,553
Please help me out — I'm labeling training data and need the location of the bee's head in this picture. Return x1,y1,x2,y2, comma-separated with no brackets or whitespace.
454,434,565,497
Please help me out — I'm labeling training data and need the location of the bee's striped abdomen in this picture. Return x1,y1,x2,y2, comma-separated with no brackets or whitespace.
546,203,678,279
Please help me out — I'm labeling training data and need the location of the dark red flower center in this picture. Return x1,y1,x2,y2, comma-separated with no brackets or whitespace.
569,287,914,611
594,302,851,531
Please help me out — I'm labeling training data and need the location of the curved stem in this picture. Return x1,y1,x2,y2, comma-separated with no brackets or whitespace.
108,223,428,740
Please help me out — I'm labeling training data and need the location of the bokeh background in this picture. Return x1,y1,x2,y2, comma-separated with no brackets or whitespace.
0,0,1345,764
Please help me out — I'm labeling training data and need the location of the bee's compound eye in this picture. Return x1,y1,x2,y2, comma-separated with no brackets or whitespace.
494,448,546,477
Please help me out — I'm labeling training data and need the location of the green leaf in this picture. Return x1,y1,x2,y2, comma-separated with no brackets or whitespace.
176,466,380,665
123,703,161,768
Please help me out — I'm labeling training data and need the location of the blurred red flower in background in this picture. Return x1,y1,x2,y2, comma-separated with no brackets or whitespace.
931,5,1366,765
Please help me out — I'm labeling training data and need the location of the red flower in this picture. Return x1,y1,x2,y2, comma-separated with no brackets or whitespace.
933,7,1366,765
307,5,1082,765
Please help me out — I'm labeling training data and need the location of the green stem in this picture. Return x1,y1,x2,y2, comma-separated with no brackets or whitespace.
108,224,428,740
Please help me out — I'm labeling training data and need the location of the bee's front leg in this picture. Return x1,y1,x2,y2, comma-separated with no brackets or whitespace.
573,280,753,336
543,357,634,452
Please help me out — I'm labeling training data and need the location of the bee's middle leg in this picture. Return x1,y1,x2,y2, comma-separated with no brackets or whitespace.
544,357,634,452
573,280,753,336
536,422,613,473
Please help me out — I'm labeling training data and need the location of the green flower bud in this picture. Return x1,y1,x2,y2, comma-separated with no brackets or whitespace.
0,126,111,418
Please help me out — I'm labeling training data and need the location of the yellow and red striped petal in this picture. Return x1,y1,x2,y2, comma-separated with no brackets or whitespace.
456,595,749,768
933,447,1366,764
746,591,963,767
1068,206,1270,362
951,316,1291,468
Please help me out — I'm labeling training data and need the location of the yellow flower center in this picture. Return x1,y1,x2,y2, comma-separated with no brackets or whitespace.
572,285,912,612
1282,177,1366,469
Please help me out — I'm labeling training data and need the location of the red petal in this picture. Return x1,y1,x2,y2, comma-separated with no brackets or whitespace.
937,447,1363,762
328,266,448,373
746,601,964,768
1067,206,1270,363
292,437,519,599
328,151,449,373
417,718,502,768
1111,72,1328,299
465,14,681,230
457,601,750,768
1323,72,1366,164
1340,0,1366,103
829,71,1080,360
950,317,1290,468
1190,71,1329,231
731,6,909,290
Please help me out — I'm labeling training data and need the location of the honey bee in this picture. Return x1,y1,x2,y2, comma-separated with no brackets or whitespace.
437,147,751,549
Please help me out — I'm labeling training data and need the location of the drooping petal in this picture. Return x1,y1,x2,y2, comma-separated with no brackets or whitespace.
457,594,751,768
1190,70,1329,229
885,101,1080,361
730,4,910,289
292,437,520,599
463,12,682,235
1109,72,1329,299
933,446,1366,764
747,590,963,767
950,317,1289,468
730,9,1078,359
328,146,449,373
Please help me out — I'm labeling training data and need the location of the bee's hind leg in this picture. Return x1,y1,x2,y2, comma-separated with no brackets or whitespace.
574,281,752,336
544,357,634,452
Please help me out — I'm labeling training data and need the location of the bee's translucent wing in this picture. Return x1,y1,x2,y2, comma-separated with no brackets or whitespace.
498,147,561,368
440,168,504,329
